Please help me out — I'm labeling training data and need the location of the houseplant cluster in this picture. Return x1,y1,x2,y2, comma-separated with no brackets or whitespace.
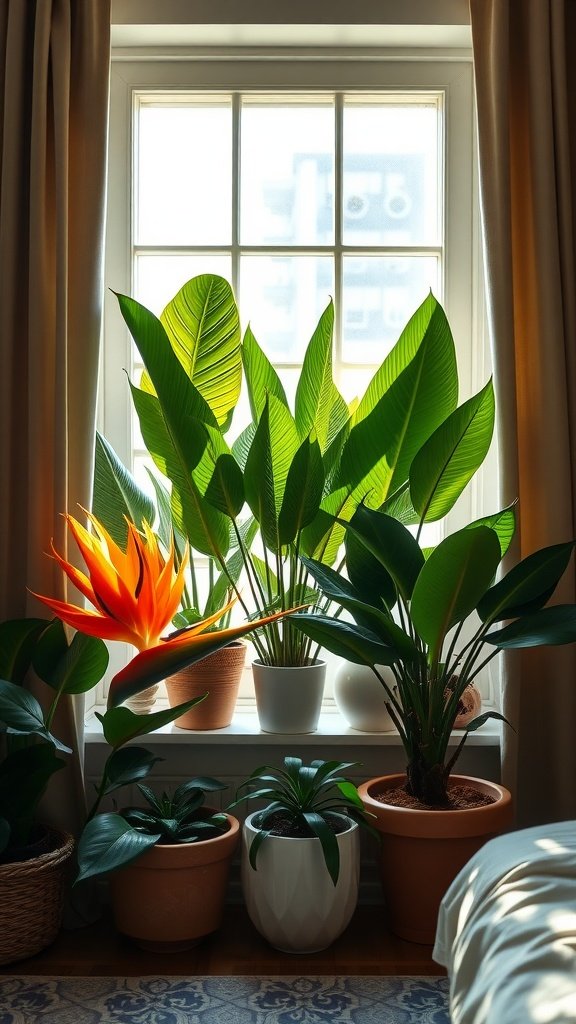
2,275,576,959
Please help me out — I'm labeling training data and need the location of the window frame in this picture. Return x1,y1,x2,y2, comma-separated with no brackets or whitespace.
93,49,489,714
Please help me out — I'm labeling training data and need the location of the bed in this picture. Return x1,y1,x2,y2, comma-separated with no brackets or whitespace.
433,820,576,1024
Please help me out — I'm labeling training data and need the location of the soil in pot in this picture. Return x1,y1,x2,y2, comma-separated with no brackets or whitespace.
379,783,496,811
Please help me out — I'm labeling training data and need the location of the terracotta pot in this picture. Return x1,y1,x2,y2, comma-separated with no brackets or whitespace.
252,659,326,734
165,642,246,730
109,812,240,951
242,810,360,953
358,773,513,945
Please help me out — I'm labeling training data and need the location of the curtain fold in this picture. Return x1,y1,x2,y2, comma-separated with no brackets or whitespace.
0,0,110,836
471,0,576,824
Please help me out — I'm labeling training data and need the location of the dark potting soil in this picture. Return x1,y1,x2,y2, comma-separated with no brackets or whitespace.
256,811,348,838
377,783,496,811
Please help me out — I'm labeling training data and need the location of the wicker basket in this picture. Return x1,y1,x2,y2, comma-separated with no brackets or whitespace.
0,828,74,965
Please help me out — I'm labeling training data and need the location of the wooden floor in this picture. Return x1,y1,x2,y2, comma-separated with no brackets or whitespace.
0,906,443,977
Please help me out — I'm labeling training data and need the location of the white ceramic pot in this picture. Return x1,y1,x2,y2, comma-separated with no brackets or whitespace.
333,661,396,732
241,810,360,953
252,660,326,734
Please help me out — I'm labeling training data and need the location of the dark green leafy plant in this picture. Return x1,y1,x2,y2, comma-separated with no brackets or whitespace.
76,776,229,883
291,502,576,807
0,618,108,857
230,756,373,885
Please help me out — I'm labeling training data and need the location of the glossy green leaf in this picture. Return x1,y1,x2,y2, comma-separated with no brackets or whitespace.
158,274,241,431
303,809,340,885
76,812,160,884
93,432,155,547
410,379,495,522
0,743,66,830
231,422,257,471
289,613,398,666
0,680,71,753
477,542,576,623
96,698,207,748
344,506,425,602
244,394,300,551
278,435,325,545
464,502,517,558
33,625,109,695
411,526,502,661
353,292,457,424
102,746,163,795
196,424,245,518
484,605,576,648
0,618,48,685
242,325,288,421
294,301,349,452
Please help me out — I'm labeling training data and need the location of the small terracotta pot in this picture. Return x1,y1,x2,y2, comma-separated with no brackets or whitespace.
109,812,240,951
358,773,513,945
165,642,246,730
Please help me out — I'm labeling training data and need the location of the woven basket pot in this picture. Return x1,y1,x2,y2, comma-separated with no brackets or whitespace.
165,642,246,730
0,828,74,965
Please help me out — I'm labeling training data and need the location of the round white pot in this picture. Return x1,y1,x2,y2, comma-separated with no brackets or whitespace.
252,660,326,734
241,810,360,953
333,661,396,732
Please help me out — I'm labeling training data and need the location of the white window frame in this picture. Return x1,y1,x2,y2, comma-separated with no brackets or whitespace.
90,48,490,715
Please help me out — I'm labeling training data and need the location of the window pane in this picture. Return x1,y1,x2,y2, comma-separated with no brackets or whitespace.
240,99,334,245
136,102,232,244
343,100,440,246
342,255,439,363
239,255,334,362
134,254,232,315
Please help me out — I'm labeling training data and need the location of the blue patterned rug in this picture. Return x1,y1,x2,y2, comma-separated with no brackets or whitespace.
0,975,449,1023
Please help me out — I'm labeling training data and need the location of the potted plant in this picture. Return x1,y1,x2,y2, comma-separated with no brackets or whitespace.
0,617,108,964
76,773,239,951
230,756,373,953
291,500,576,942
116,278,469,733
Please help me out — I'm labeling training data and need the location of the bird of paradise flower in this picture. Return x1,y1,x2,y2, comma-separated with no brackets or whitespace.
33,511,301,711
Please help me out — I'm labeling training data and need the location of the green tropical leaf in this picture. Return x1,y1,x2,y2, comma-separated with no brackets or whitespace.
464,502,517,557
76,812,160,884
289,613,398,666
231,422,257,471
410,379,495,522
93,432,155,547
303,809,340,885
0,743,66,831
102,746,163,795
96,698,207,749
0,618,48,685
33,624,109,695
344,506,425,602
0,680,71,753
278,435,325,546
353,292,457,424
477,542,576,623
484,605,576,648
244,394,300,551
411,526,502,662
242,325,288,421
294,301,349,452
157,274,241,431
145,470,186,561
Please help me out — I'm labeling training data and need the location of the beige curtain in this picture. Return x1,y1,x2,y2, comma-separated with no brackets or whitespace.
471,0,576,825
0,0,110,836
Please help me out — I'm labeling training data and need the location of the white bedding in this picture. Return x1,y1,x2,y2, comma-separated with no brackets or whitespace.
433,821,576,1024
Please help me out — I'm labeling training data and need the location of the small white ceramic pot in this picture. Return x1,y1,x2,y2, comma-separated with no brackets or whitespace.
241,810,360,953
252,659,326,734
333,661,396,732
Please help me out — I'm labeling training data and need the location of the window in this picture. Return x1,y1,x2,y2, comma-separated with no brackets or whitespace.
96,51,493,715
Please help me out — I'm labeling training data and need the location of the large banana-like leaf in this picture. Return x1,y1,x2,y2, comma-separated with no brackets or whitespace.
410,379,495,523
93,433,155,547
294,301,348,451
464,502,517,557
352,292,457,424
484,605,576,648
140,275,241,432
244,394,300,551
130,383,230,557
76,812,160,884
278,434,324,546
411,526,502,663
343,506,425,603
477,541,576,624
242,325,288,422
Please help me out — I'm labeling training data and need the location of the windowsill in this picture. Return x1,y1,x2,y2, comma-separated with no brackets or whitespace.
85,703,501,746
